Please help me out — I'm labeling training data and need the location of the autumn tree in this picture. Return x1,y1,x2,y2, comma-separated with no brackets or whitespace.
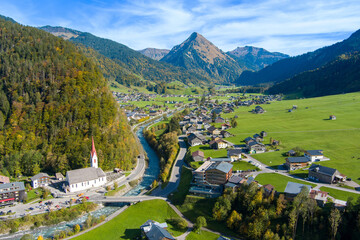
329,208,341,240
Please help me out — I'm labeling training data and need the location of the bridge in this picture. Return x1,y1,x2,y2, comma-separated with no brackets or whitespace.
93,195,167,203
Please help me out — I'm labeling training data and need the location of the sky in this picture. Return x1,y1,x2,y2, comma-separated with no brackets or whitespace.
1,0,360,56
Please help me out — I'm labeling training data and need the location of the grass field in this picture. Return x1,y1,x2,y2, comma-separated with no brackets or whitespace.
221,92,360,184
232,161,259,171
186,230,219,240
74,200,186,240
255,173,316,192
104,185,126,196
189,145,228,158
319,187,360,202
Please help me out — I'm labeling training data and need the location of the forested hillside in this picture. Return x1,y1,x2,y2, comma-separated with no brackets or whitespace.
0,18,139,177
267,53,360,98
237,28,360,86
40,26,211,87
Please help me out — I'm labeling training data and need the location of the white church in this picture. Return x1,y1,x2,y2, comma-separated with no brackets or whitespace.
65,137,107,193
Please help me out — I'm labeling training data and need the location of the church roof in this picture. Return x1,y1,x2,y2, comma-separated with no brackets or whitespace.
66,167,105,185
91,136,97,157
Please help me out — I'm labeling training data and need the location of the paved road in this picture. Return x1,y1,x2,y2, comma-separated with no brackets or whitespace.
95,195,167,203
151,136,187,197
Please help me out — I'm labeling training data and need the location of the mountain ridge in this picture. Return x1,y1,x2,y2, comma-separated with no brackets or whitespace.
138,48,170,60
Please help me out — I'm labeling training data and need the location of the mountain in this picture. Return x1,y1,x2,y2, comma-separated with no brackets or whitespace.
0,17,139,177
0,14,17,23
267,52,360,98
138,48,170,60
227,46,289,71
237,29,360,86
40,26,211,87
161,32,243,83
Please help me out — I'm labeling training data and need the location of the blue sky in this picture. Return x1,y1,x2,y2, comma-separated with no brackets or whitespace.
1,0,360,56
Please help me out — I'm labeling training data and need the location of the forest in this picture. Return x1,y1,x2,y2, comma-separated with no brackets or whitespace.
0,18,139,177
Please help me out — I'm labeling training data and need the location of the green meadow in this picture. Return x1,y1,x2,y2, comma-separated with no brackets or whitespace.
74,200,186,240
255,173,316,192
221,92,360,184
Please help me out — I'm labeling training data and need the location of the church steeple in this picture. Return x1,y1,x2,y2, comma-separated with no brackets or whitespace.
90,136,98,168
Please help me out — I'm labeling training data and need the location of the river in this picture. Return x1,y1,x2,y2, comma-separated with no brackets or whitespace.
0,120,162,240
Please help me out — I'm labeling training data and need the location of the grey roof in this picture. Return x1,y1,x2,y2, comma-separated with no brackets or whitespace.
188,133,206,142
248,141,264,147
247,176,255,185
244,137,254,143
214,162,233,173
208,126,217,131
30,172,50,181
306,150,323,156
0,182,25,194
146,224,175,240
309,164,337,176
284,182,312,195
228,149,243,155
288,149,296,153
228,175,243,184
67,167,106,185
287,157,309,163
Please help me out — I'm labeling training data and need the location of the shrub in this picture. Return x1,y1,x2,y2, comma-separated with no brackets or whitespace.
73,224,81,233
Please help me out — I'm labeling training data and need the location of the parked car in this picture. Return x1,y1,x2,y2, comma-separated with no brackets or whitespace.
347,178,352,181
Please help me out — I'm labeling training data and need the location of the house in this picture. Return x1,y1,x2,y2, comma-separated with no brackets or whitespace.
66,167,106,192
309,189,328,206
260,131,267,137
285,157,310,170
221,123,231,130
308,164,345,184
247,142,266,154
220,130,231,138
253,133,263,142
284,182,312,199
0,175,10,184
208,126,221,135
304,150,325,162
186,125,197,134
193,161,213,184
252,106,265,114
244,137,256,145
30,173,50,189
287,149,296,156
55,173,64,181
192,150,205,162
227,149,242,161
329,115,336,120
205,162,233,185
203,123,212,130
0,182,26,206
263,184,276,197
215,117,225,123
334,199,347,210
187,133,206,147
140,220,175,240
209,139,228,149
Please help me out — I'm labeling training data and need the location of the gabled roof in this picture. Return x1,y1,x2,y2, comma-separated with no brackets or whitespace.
263,184,275,192
284,182,312,195
91,136,97,158
192,150,204,157
248,141,264,147
228,175,243,184
208,125,217,131
305,150,323,156
287,157,309,163
67,167,106,185
30,172,50,181
0,182,25,194
309,164,337,176
244,137,255,143
228,149,242,155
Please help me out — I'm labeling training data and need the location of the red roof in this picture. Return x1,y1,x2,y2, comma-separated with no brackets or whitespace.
192,150,204,157
91,136,97,158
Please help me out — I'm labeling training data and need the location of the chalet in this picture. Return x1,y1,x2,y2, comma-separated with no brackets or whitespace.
186,125,197,134
247,142,266,154
209,139,228,149
287,149,296,156
0,182,26,206
309,189,328,207
220,130,231,138
263,184,276,197
192,150,205,162
215,117,225,123
212,108,222,115
140,220,175,240
285,157,309,170
284,182,312,200
30,173,50,189
0,175,10,184
308,164,346,184
187,133,206,147
205,162,233,185
227,149,242,161
329,115,336,120
252,106,265,114
203,123,212,130
304,150,325,162
208,126,221,135
253,133,263,142
244,137,256,145
260,131,267,137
